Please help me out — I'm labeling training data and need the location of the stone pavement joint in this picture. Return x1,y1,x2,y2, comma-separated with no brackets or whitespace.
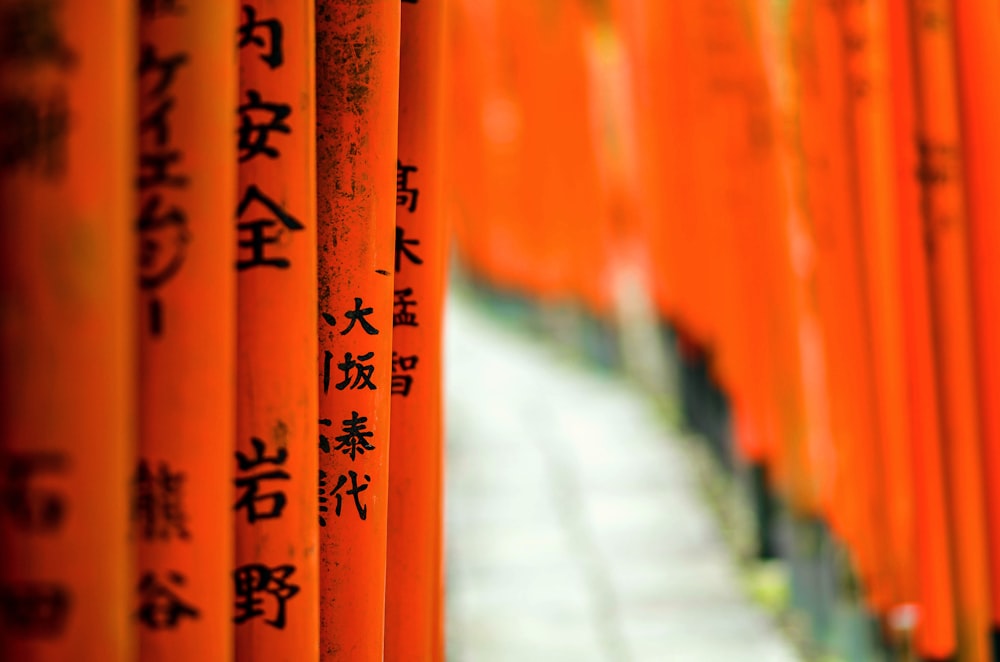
445,294,801,662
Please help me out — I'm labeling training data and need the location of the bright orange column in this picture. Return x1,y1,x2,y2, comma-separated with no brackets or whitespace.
886,0,957,655
315,2,400,660
235,1,319,658
952,0,1000,648
136,3,238,661
908,0,992,658
384,0,446,659
0,1,134,659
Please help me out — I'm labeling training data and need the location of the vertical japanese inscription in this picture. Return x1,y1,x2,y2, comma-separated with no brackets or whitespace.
234,0,317,654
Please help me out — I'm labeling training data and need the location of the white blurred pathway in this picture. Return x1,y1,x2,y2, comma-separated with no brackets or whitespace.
444,294,801,662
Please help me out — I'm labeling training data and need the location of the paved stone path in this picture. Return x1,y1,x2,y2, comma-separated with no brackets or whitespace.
444,295,801,662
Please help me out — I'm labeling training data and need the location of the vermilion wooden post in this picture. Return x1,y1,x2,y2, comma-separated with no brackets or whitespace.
908,1,992,658
886,0,957,655
384,0,446,659
839,0,916,619
235,1,319,659
315,2,399,660
951,0,1000,651
0,1,134,659
136,3,238,661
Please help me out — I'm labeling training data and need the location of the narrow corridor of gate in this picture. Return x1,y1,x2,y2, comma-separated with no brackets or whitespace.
443,293,801,662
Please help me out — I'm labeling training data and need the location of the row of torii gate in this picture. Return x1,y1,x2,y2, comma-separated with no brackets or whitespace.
0,1,444,660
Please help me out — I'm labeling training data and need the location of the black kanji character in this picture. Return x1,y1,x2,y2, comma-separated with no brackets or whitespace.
391,352,418,397
137,572,199,629
133,460,190,541
0,1,76,67
0,582,70,638
331,470,370,520
393,288,419,327
335,352,377,391
0,92,69,178
0,451,66,533
233,564,299,629
341,297,380,336
238,5,283,69
333,411,376,461
396,160,418,212
234,438,290,524
238,90,291,162
395,226,423,273
236,185,305,270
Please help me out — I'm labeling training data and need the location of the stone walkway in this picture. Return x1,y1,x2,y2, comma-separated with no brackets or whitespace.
444,295,801,662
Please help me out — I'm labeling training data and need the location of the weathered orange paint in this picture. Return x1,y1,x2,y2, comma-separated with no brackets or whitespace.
314,2,399,660
908,0,992,658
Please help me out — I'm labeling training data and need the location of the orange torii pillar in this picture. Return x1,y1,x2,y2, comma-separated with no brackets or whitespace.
384,0,447,660
886,0,957,655
0,1,134,658
952,0,1000,655
235,1,319,659
908,0,992,659
315,2,400,660
136,3,238,661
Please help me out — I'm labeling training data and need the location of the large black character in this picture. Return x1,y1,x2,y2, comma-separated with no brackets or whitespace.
340,297,380,336
0,1,76,67
393,288,419,327
138,194,189,290
233,564,299,629
137,572,199,629
133,460,190,541
236,185,305,270
332,470,370,521
335,352,377,391
0,582,70,638
238,90,291,162
0,92,69,179
396,160,419,212
238,5,283,69
395,226,423,273
392,353,419,397
0,451,66,533
334,411,375,460
234,438,290,524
